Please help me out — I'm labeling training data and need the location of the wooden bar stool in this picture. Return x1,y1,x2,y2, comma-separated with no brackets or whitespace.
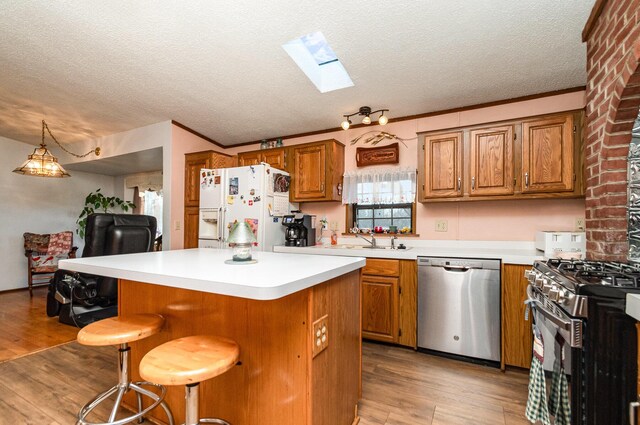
76,314,174,425
139,335,240,425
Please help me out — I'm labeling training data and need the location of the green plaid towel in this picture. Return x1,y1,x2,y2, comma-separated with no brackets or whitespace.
548,360,571,425
525,328,551,425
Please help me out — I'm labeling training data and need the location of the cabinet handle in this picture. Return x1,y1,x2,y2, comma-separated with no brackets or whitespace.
525,172,529,188
320,182,325,193
457,177,461,191
471,177,475,191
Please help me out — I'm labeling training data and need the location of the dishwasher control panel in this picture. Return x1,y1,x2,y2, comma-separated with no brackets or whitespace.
417,257,501,270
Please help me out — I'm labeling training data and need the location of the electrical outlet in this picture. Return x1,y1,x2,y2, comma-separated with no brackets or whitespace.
575,218,585,231
312,314,329,357
174,220,181,231
435,219,448,232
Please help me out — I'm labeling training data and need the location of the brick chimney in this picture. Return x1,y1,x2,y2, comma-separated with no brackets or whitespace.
583,0,640,260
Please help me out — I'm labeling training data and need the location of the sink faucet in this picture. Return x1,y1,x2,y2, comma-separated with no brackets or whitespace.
356,232,377,248
391,235,397,249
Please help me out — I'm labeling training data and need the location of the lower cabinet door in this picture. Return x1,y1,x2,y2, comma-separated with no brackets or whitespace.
362,275,399,343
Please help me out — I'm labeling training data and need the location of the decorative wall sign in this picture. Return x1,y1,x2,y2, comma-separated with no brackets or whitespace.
356,143,399,167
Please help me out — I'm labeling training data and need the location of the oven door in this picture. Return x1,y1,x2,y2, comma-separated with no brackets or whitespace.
526,285,586,424
526,285,583,349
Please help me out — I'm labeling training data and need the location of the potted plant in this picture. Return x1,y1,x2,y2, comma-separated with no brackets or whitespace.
76,188,136,238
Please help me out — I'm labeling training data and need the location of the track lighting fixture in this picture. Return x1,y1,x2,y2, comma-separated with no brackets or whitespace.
340,106,390,130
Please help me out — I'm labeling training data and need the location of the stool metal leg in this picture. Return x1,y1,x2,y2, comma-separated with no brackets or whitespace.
185,382,232,425
77,344,175,425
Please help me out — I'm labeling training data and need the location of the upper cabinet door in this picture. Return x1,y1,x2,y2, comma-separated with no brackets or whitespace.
184,152,212,207
522,114,574,193
238,151,262,167
469,125,514,196
293,143,326,200
422,132,463,199
261,149,286,171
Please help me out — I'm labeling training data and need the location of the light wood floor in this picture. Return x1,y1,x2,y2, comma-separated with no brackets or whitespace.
0,288,530,425
0,286,78,363
359,344,530,425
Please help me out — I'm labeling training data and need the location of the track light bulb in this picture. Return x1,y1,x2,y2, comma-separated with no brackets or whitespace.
341,119,351,130
378,114,388,125
362,116,372,125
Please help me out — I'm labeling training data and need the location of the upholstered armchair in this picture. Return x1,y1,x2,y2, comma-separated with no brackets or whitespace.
23,231,78,297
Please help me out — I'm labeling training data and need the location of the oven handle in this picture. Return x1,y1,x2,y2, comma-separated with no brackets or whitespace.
631,401,640,425
526,285,583,348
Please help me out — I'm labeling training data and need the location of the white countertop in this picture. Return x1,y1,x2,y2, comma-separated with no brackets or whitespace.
626,294,640,321
59,249,365,301
273,239,543,265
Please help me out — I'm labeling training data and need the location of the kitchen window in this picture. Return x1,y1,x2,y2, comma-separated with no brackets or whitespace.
353,203,413,232
342,168,417,233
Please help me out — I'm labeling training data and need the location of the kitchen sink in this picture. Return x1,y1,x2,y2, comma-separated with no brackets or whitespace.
361,246,412,250
323,244,412,251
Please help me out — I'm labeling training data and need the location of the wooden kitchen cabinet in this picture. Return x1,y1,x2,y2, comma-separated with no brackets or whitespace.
183,150,234,248
290,139,344,202
418,110,583,202
237,150,262,167
237,147,287,171
502,264,533,369
420,131,463,199
362,275,399,343
361,258,417,348
521,114,575,194
468,125,514,196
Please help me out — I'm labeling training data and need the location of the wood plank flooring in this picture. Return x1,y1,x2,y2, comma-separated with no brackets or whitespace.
0,287,78,363
359,344,530,425
0,288,531,424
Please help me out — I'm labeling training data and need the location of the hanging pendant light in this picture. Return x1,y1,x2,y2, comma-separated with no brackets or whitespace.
12,120,100,178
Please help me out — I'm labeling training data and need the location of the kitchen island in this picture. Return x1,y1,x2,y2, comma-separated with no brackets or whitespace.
60,249,365,425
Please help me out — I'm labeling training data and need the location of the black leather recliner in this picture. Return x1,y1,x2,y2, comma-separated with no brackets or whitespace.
47,213,157,327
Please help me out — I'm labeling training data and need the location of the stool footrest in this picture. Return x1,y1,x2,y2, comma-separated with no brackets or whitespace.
77,381,173,425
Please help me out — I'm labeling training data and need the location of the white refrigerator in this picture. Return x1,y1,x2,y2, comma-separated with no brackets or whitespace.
198,164,293,251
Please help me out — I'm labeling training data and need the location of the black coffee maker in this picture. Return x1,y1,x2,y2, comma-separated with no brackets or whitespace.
282,214,316,247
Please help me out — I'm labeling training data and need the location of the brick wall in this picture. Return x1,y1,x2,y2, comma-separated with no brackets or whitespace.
584,0,640,260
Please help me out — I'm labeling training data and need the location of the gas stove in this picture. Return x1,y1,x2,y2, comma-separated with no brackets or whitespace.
527,258,640,318
525,258,640,425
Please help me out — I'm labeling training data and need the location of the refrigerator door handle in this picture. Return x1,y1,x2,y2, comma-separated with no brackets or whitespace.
220,207,226,244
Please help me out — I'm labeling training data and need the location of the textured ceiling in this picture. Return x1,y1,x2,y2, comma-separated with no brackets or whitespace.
0,1,593,147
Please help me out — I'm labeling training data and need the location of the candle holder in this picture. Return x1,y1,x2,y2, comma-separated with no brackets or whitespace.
225,222,258,264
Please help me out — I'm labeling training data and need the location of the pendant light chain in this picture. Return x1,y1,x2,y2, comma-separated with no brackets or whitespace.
42,119,98,158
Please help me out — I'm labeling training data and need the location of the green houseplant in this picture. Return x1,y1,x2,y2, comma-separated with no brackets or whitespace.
76,188,136,238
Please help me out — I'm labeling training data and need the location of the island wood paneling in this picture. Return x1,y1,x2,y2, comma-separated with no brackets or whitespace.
502,264,533,369
119,271,360,425
310,270,361,425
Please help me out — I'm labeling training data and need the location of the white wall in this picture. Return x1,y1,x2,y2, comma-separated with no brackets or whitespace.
0,136,117,291
62,121,173,246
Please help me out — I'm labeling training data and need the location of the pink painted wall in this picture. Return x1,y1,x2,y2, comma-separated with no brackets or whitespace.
169,124,227,249
229,91,588,241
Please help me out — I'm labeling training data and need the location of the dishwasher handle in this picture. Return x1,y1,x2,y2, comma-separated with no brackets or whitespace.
443,265,471,272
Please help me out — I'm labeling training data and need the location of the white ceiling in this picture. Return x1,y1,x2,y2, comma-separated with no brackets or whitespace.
0,1,594,147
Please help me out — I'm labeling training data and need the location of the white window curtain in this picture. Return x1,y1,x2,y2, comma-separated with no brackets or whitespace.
124,171,163,193
342,168,417,205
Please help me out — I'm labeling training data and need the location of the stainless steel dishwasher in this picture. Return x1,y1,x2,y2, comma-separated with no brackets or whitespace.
417,256,501,362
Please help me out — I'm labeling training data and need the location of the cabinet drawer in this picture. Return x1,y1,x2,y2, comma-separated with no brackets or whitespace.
363,259,400,277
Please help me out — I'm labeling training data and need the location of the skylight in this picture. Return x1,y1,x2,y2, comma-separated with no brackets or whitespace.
282,31,354,93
